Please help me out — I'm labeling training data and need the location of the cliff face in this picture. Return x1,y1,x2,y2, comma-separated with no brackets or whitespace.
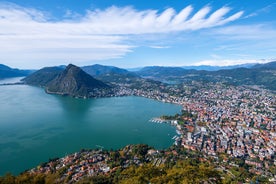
46,64,111,98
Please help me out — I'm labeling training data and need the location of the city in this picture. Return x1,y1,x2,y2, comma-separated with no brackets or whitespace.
24,81,276,183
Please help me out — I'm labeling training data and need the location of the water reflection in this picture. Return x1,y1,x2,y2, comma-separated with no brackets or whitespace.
54,95,93,121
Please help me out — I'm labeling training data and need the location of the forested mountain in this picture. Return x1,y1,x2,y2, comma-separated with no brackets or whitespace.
251,61,276,69
82,64,141,84
181,63,256,71
135,61,276,91
23,64,111,98
46,64,110,98
23,66,64,87
82,64,132,76
0,64,32,79
82,64,164,90
12,61,276,91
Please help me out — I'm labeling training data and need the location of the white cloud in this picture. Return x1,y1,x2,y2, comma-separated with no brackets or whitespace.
213,24,276,40
244,3,276,18
0,3,243,68
194,58,275,66
172,5,192,25
210,54,222,59
149,45,171,49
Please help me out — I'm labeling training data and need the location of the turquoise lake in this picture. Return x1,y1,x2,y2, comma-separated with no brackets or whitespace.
0,78,181,175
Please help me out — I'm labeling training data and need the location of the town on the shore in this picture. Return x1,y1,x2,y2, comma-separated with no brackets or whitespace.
25,81,276,183
151,83,275,174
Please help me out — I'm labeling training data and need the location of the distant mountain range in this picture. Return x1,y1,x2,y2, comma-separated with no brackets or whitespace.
127,63,257,72
1,61,276,92
181,63,257,71
135,61,276,90
0,64,33,79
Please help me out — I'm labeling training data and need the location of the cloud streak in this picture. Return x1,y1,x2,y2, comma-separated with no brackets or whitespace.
212,24,276,40
244,3,276,18
0,3,243,68
194,58,275,66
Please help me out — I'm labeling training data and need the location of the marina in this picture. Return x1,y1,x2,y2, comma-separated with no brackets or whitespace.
149,118,183,146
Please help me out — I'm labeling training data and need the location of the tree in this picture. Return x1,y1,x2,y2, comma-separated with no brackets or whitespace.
0,173,16,184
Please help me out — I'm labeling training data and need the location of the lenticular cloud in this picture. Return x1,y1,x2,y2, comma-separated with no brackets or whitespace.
0,4,243,35
0,3,243,67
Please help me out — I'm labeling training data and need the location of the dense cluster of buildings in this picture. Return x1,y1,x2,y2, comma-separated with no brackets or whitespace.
30,150,111,183
114,81,275,177
119,82,275,171
158,84,275,176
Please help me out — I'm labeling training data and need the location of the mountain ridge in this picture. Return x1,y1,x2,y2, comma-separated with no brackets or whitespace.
4,61,276,92
0,64,33,79
135,61,276,90
127,63,259,72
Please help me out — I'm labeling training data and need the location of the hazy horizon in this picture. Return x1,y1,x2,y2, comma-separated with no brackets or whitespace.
2,60,275,70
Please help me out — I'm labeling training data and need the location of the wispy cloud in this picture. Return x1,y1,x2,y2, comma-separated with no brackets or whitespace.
0,2,243,68
208,23,276,58
244,3,276,18
0,4,243,34
212,24,276,40
210,54,222,59
149,45,171,49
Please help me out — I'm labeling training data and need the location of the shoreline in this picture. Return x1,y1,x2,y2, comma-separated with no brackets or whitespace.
149,118,183,146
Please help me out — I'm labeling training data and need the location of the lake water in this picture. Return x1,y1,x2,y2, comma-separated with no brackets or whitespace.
0,79,181,175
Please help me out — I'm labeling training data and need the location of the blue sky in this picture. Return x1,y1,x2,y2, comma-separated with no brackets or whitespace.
0,0,275,69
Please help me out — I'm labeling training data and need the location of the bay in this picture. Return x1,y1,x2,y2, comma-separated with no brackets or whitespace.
0,77,24,84
0,81,181,175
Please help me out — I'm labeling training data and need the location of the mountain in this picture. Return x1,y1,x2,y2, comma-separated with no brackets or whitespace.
82,64,168,92
23,66,64,87
135,66,196,82
213,62,276,90
136,63,260,78
46,64,111,98
182,63,256,71
82,64,138,83
135,62,276,91
0,64,32,79
127,64,256,72
82,64,131,76
126,67,143,72
17,61,276,93
82,64,147,86
251,61,276,69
